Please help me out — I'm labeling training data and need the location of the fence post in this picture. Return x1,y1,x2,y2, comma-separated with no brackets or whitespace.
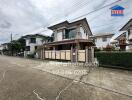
71,46,73,62
65,50,66,60
75,48,78,63
85,46,88,63
43,47,45,60
91,47,94,63
60,50,61,60
51,50,53,59
55,50,56,60
41,48,43,59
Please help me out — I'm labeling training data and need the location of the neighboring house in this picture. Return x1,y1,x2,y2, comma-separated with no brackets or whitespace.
115,32,126,41
112,32,127,51
0,45,3,54
0,43,10,55
0,45,4,50
93,33,114,50
23,34,51,57
119,18,132,51
37,18,95,63
1,43,9,50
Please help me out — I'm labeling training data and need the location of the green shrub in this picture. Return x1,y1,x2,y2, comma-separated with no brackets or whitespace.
27,54,35,58
95,52,132,69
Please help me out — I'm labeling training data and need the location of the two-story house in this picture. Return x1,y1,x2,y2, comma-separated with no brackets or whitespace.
119,18,132,51
37,18,95,63
112,32,127,51
0,44,4,55
46,18,94,50
93,33,114,50
0,43,10,55
23,34,50,57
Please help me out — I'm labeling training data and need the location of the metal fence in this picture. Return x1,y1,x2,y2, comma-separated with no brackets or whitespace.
37,47,94,63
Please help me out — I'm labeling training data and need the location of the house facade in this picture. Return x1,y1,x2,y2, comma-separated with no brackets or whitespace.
0,45,4,54
93,33,114,50
37,18,95,63
0,43,10,55
1,43,9,50
23,34,50,57
112,32,127,51
120,18,132,51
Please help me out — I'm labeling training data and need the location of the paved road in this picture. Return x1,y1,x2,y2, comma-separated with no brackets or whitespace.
0,55,131,100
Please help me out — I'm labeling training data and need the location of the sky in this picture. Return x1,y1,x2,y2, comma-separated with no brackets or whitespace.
0,0,132,44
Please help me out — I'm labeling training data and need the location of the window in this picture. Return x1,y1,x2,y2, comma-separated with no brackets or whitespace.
35,46,38,50
30,38,36,43
65,28,76,39
25,46,30,51
102,37,107,42
94,38,97,42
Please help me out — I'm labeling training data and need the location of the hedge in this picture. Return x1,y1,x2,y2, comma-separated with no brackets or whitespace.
95,52,132,69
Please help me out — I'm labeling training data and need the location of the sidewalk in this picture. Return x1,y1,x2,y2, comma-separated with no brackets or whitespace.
33,61,132,97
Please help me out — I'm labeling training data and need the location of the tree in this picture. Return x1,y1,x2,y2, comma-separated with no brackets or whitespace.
7,37,26,56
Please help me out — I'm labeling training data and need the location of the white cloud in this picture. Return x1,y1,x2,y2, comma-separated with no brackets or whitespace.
0,0,132,44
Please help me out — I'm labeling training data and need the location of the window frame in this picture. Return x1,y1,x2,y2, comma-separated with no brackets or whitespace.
102,37,107,42
30,38,36,43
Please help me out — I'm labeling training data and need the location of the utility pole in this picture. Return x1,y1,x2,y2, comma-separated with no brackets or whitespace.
11,33,13,56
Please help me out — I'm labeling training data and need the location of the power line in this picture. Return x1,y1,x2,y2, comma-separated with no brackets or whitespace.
48,0,122,29
91,21,119,28
49,0,92,24
65,0,91,17
71,0,122,21
3,0,122,35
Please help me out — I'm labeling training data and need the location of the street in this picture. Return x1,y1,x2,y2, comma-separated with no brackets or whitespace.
0,55,131,100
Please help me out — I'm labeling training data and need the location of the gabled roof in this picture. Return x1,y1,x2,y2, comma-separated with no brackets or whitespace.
48,21,69,30
93,33,114,38
1,43,10,46
110,5,125,10
115,32,126,40
120,18,132,31
48,18,93,36
22,34,49,39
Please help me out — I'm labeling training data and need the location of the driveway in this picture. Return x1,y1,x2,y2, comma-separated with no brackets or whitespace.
0,55,131,100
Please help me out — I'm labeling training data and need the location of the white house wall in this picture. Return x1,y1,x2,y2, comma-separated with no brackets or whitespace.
0,46,3,50
56,30,63,41
95,37,111,49
127,29,132,51
25,37,43,55
26,39,30,46
54,25,88,41
53,30,57,41
80,26,87,39
36,38,43,45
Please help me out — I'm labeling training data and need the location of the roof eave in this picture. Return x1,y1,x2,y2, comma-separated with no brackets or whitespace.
120,18,132,31
48,21,69,30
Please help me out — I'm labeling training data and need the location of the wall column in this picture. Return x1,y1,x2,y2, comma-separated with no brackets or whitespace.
71,46,73,62
40,48,43,59
76,24,81,39
43,47,45,60
91,47,95,63
75,43,80,63
86,46,94,63
85,46,88,63
41,48,43,59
